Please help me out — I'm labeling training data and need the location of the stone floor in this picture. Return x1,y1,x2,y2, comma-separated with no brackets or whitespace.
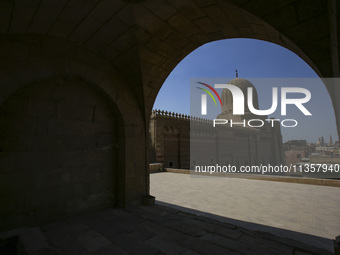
1,172,339,254
150,172,340,243
2,204,334,255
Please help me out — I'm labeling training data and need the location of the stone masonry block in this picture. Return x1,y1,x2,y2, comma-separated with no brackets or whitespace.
154,23,174,41
28,97,58,118
77,230,112,252
168,13,200,36
140,48,166,66
170,0,206,20
134,5,163,34
164,31,190,50
142,0,177,21
57,101,94,122
195,17,219,34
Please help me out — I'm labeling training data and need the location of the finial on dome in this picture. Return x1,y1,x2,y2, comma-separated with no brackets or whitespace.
235,69,238,78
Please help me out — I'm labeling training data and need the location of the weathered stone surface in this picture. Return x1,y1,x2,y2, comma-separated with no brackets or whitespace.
76,230,111,252
0,79,119,230
0,205,335,255
92,244,130,255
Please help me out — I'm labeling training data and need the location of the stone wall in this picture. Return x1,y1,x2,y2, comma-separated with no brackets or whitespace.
0,78,121,230
150,110,285,171
149,110,190,169
0,35,149,231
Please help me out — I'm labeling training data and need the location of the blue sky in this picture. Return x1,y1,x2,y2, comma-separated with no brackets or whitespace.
153,38,338,143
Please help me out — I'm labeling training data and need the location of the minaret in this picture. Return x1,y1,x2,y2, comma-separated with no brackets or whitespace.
329,135,333,146
321,136,324,146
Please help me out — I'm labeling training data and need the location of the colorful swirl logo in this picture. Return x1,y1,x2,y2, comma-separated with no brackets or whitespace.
196,82,222,107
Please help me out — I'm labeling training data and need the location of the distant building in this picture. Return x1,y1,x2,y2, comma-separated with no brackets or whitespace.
287,137,340,178
285,150,307,165
283,140,309,167
311,145,340,164
283,140,307,151
149,111,190,169
149,78,284,171
329,135,333,146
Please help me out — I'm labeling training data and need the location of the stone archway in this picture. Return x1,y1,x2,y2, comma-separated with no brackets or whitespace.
0,34,149,209
0,77,122,230
0,0,337,213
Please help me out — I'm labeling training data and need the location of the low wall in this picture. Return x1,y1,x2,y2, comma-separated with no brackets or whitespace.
163,168,340,188
149,163,163,173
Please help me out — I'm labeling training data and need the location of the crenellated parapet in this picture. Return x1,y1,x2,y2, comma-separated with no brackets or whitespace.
151,109,212,124
151,109,190,120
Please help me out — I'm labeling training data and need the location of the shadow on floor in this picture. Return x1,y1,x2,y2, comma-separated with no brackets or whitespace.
0,203,335,255
156,201,334,253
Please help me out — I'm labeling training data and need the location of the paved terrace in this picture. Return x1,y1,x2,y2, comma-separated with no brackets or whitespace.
0,172,338,255
151,172,340,253
0,204,335,255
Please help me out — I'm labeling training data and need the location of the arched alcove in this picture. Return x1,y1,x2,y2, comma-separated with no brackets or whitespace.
0,77,125,230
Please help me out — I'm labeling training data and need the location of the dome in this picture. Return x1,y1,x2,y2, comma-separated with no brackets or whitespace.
228,78,257,94
218,78,262,121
